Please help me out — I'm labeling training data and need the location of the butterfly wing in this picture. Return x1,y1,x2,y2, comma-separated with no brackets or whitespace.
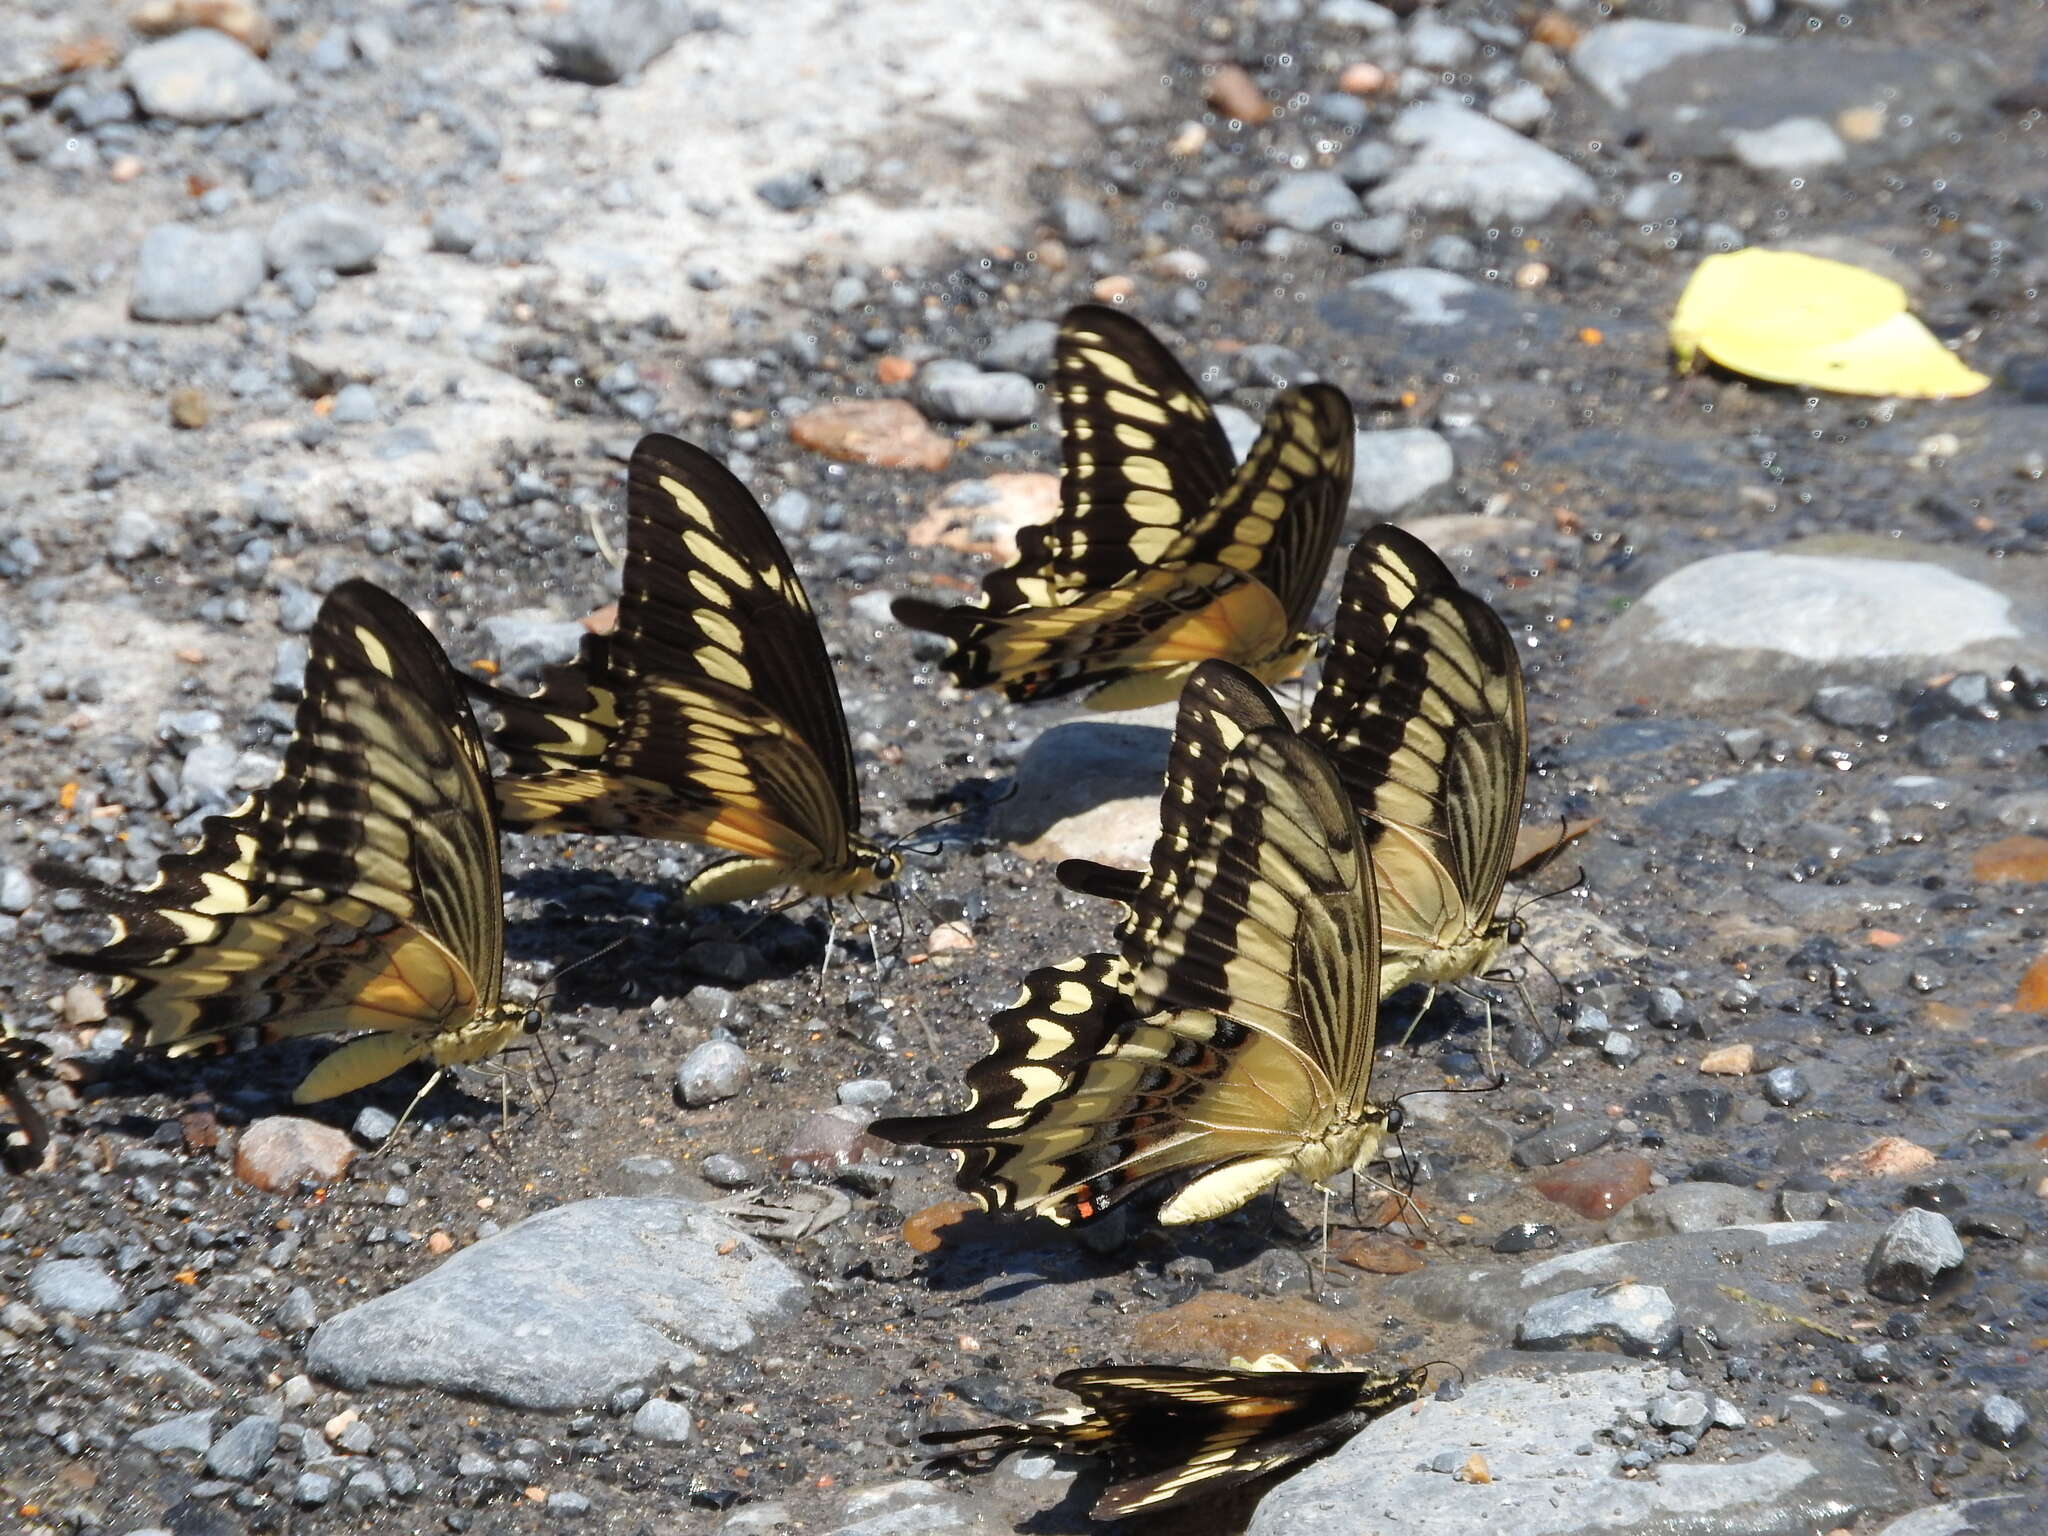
893,312,1350,706
1061,1365,1423,1517
880,662,1385,1225
473,434,875,898
1308,531,1527,992
0,1036,52,1172
38,581,508,1097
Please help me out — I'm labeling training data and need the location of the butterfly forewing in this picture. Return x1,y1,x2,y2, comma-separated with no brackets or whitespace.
1308,531,1527,992
473,434,885,901
37,581,515,1099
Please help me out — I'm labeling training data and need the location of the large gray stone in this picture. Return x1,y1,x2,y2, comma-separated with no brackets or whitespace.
264,202,384,276
307,1198,807,1410
1589,546,2048,710
1350,428,1453,517
1248,1365,1907,1536
1575,22,1995,171
1368,103,1595,224
29,1257,127,1316
131,1408,218,1455
130,225,266,324
1261,171,1363,233
992,710,1175,867
125,30,292,124
543,0,703,84
914,361,1039,427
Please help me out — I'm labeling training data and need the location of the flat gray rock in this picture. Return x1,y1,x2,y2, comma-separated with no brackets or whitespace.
1261,170,1363,233
1572,20,1761,109
1589,545,2048,709
1368,103,1595,224
264,202,384,275
1351,428,1454,517
125,30,292,124
543,0,703,84
1248,1365,1906,1536
29,1257,127,1315
307,1197,807,1410
130,225,266,324
992,709,1174,867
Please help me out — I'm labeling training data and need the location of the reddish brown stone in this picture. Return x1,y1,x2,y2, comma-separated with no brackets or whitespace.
907,472,1058,562
2017,953,2048,1012
1530,1151,1654,1220
775,1109,885,1173
1206,64,1272,124
1972,834,2048,883
1332,1230,1426,1275
1131,1293,1376,1364
790,399,951,472
234,1115,354,1192
902,1199,977,1254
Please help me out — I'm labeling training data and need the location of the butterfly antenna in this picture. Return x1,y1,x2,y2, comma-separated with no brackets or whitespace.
585,500,626,572
534,935,631,1012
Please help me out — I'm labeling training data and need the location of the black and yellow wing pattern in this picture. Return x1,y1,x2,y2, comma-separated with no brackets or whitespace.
469,433,896,906
37,581,527,1104
892,305,1354,711
1305,526,1527,996
0,1032,52,1173
924,1360,1427,1518
872,661,1388,1225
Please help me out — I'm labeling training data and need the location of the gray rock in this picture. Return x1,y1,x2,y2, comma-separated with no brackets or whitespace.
1731,117,1847,172
131,1408,218,1455
307,1198,807,1410
204,1414,280,1480
430,208,482,255
914,361,1039,427
1336,139,1402,189
264,202,383,276
1592,546,2047,710
1248,1364,1902,1536
676,1038,750,1107
1762,1066,1810,1107
1341,213,1409,259
1605,1182,1773,1240
125,31,292,124
1866,1208,1965,1303
481,611,589,675
1584,25,1995,171
1343,268,1479,326
109,509,169,561
0,865,33,915
295,1471,338,1507
352,1105,398,1144
1350,428,1452,516
630,1397,694,1444
1234,344,1309,389
1970,1395,2030,1450
1369,103,1595,224
992,710,1176,867
29,1258,127,1316
1261,171,1362,233
181,740,236,804
766,491,812,535
1487,80,1552,132
837,1079,893,1109
543,0,702,84
1406,17,1475,71
1811,684,1898,731
1571,20,1759,109
130,225,265,323
329,384,379,425
825,1480,982,1536
700,357,758,391
1321,0,1397,32
978,320,1059,381
1053,195,1110,246
1516,1282,1680,1356
275,1286,318,1333
1871,1502,2034,1536
1649,1391,1712,1431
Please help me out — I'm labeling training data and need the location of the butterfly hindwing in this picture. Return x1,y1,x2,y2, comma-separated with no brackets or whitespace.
472,434,891,902
0,1035,52,1172
37,581,518,1102
1308,529,1527,994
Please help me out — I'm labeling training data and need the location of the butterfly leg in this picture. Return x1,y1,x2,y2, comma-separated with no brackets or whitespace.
1392,983,1440,1051
380,1066,448,1151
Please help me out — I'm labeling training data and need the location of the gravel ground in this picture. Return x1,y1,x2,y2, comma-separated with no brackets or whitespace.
3,1,2047,1534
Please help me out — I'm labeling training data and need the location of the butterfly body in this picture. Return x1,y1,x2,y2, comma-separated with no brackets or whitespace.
471,435,895,906
39,581,527,1104
874,662,1388,1226
893,306,1353,710
923,1360,1427,1518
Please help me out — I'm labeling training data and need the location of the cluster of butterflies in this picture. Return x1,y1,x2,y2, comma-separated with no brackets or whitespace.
9,305,1538,1518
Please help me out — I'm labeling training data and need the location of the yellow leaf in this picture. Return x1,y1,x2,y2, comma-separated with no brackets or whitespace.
1671,249,1989,399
